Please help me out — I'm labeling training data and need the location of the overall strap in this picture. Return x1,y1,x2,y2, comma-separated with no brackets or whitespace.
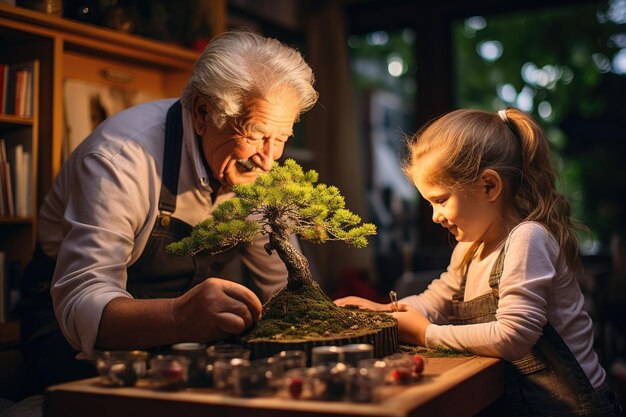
452,268,468,302
488,246,507,299
158,100,184,224
452,244,506,302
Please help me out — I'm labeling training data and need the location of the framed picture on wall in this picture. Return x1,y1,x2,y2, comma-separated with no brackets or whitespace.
63,78,159,158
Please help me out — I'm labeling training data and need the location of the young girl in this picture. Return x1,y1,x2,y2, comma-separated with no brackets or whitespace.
335,108,621,416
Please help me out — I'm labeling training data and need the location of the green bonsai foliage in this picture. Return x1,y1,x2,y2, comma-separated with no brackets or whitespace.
167,159,376,288
167,159,390,342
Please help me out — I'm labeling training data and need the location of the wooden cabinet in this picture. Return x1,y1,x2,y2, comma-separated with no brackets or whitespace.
0,0,225,294
0,3,224,398
0,109,38,266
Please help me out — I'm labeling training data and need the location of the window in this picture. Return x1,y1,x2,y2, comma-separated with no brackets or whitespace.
453,1,626,253
349,29,421,290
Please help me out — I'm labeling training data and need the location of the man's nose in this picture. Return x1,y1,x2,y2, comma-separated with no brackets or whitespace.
256,139,275,171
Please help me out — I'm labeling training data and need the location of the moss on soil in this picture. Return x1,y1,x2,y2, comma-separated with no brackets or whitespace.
242,281,397,342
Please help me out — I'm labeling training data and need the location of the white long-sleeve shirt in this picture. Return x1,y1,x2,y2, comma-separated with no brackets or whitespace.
38,99,289,358
401,221,606,389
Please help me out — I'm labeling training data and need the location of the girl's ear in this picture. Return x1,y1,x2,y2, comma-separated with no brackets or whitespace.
481,169,502,202
191,95,212,135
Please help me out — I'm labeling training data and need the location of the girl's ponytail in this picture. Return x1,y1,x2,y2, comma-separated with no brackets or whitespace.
405,107,585,273
504,108,583,272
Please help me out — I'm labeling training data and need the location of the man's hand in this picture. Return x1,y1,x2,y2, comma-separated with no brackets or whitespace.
173,278,263,342
391,305,431,346
333,296,391,311
97,278,262,351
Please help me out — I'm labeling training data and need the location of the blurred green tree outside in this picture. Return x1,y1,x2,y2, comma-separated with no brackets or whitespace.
350,1,626,258
452,1,626,251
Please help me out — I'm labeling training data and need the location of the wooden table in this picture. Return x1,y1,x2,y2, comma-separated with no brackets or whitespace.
44,355,502,417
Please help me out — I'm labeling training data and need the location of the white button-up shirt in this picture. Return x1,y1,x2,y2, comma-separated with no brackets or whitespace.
38,99,289,358
402,221,606,389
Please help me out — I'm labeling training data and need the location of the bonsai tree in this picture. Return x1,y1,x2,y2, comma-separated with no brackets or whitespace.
168,159,396,350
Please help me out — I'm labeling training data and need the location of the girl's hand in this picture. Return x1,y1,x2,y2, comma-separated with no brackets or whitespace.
391,305,431,346
333,296,391,311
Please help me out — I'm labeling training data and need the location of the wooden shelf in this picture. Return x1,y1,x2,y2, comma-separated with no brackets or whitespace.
0,2,227,324
0,320,19,346
0,216,34,224
0,4,201,68
0,5,228,399
0,114,34,126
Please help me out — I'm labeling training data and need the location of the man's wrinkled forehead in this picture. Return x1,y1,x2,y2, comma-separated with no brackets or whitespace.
245,122,293,137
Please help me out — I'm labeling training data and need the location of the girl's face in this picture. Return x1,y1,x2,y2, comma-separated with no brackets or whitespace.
412,158,501,245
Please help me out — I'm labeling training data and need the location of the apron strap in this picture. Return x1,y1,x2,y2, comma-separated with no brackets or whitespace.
158,100,184,218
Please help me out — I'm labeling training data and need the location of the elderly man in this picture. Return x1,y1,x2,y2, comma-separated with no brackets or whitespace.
20,31,318,391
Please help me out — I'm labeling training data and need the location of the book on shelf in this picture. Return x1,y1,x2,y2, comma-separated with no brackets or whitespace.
3,65,16,116
0,64,7,115
0,139,5,215
1,60,35,117
0,138,14,216
12,143,31,217
0,139,32,217
10,144,21,216
3,159,13,216
0,163,4,215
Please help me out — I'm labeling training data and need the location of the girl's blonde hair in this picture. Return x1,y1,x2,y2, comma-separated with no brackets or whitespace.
404,107,583,273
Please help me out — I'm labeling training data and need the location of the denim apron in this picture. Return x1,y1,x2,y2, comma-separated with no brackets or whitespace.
123,100,237,298
20,101,239,391
450,247,620,417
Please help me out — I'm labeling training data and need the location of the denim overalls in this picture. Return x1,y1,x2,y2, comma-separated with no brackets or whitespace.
20,101,239,391
450,246,621,416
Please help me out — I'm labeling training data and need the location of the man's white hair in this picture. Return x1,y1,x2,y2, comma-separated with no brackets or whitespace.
181,31,318,128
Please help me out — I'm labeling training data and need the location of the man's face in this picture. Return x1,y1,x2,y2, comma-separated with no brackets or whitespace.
193,89,300,188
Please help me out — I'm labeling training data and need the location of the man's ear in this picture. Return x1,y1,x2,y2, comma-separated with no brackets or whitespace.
191,95,212,135
481,169,502,202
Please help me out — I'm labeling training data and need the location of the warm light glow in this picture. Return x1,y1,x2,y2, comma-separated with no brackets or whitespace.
387,54,404,77
476,40,503,61
466,16,487,30
463,16,486,38
367,31,389,46
597,0,626,24
521,63,562,89
538,101,553,121
609,33,626,48
612,48,626,74
592,53,612,72
561,67,574,84
497,83,517,103
516,86,534,111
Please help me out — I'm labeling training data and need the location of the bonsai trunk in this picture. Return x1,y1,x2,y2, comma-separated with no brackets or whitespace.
245,225,399,362
268,233,314,289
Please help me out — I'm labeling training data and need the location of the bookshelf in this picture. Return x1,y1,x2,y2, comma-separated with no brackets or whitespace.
0,2,225,399
1,60,38,327
0,56,38,401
